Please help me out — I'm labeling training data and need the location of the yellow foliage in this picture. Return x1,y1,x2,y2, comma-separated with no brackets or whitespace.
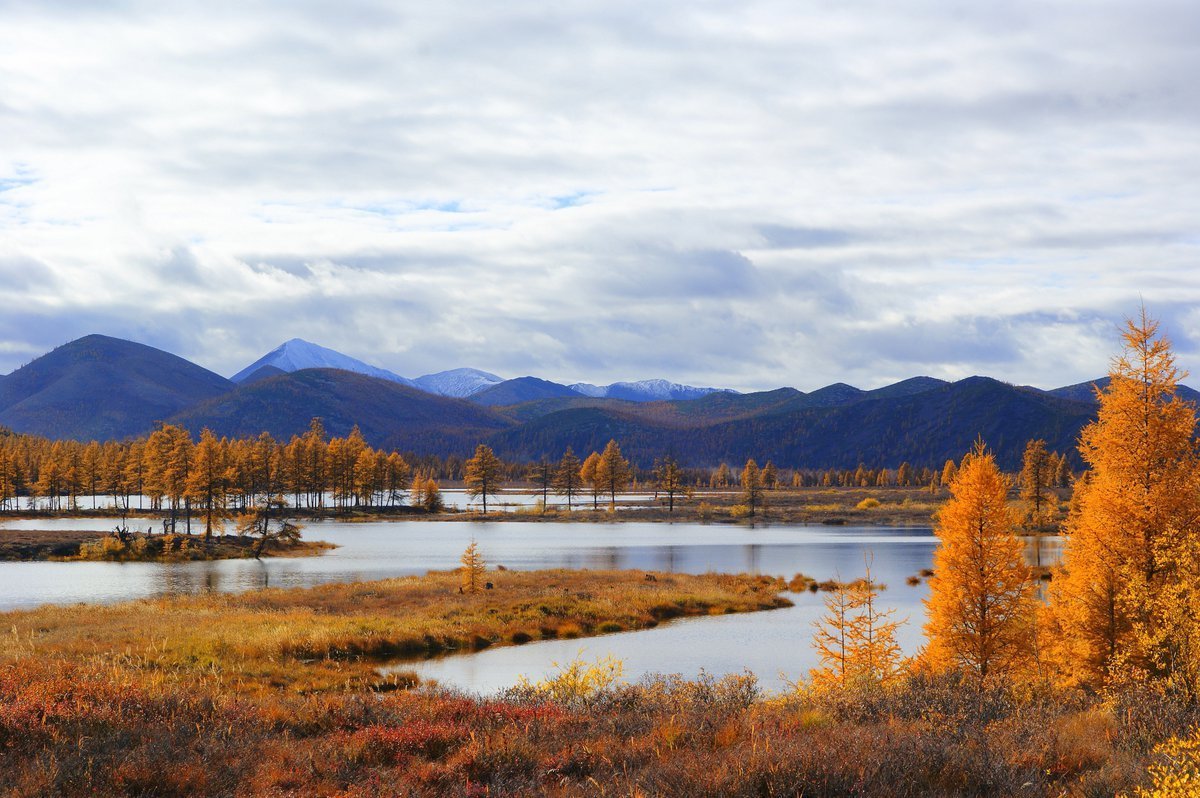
856,497,880,510
518,652,624,701
810,563,904,687
1044,311,1200,691
1127,727,1200,798
729,504,751,518
924,440,1036,682
459,540,486,594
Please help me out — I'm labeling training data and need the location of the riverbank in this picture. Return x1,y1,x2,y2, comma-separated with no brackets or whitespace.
0,485,1069,530
1,568,791,693
0,528,334,562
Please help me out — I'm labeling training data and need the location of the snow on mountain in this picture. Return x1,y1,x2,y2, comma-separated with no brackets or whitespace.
568,382,607,398
414,368,504,398
231,339,416,387
569,379,736,402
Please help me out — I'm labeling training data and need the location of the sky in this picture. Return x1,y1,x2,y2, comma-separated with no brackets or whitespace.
1,0,1199,392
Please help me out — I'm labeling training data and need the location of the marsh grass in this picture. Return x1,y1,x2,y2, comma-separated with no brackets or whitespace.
1,569,790,694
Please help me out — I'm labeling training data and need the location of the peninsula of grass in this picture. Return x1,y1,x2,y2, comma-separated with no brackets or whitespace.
2,569,791,694
0,528,334,562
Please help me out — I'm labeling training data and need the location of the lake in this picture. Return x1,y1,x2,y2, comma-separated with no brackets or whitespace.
0,517,1061,693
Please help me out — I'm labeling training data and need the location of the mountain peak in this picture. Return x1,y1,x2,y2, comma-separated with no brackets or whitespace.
231,340,415,387
414,367,504,398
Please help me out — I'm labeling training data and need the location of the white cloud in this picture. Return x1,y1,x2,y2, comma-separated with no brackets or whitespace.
0,0,1197,390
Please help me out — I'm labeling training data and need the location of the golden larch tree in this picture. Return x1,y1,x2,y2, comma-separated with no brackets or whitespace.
580,451,602,510
741,458,763,516
811,563,904,687
1044,310,1200,691
924,440,1037,682
553,447,583,510
460,540,487,593
594,440,631,510
464,443,503,514
1019,438,1055,529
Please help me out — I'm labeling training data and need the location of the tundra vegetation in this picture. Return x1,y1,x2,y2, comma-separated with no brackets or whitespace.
3,312,1200,795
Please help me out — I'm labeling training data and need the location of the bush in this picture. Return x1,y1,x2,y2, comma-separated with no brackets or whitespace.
856,497,881,510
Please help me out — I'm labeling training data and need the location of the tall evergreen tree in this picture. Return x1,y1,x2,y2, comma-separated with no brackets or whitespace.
924,440,1037,682
1044,311,1200,692
464,443,504,514
553,448,583,511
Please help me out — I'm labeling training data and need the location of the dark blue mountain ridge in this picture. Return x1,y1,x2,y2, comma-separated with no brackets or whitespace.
5,335,1200,468
0,334,233,440
168,368,511,455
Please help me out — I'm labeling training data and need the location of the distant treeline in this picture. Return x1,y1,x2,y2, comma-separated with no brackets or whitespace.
0,419,1075,518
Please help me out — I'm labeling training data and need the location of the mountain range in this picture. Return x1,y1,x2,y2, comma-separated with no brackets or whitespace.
3,334,1196,469
228,338,733,403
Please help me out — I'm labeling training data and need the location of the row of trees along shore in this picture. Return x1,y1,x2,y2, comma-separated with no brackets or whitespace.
0,423,1073,515
809,311,1200,698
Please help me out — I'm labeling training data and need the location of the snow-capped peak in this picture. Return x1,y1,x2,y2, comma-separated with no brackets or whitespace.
569,379,736,402
414,368,504,398
568,382,606,398
231,339,415,386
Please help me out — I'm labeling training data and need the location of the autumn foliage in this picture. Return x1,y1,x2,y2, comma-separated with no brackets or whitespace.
923,439,1037,681
1044,311,1200,693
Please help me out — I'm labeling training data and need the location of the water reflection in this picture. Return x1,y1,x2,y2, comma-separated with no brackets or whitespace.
0,517,1064,694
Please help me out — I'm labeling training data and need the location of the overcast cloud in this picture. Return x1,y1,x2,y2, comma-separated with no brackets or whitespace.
1,0,1198,391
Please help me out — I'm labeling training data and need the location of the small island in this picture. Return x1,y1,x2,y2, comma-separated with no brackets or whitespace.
0,526,333,562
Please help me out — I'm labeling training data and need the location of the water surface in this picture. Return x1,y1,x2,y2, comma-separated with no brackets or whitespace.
0,517,1059,693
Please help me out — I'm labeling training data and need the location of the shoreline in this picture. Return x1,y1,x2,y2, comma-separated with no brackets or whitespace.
0,527,336,562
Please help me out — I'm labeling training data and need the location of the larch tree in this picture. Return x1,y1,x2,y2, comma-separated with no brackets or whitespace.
741,458,764,516
924,439,1037,682
811,584,859,688
464,444,503,514
580,451,602,510
654,456,684,513
1019,438,1055,529
186,428,228,543
811,563,904,687
1044,311,1200,691
460,540,487,594
848,568,905,684
553,448,583,510
761,461,778,490
528,459,553,514
940,459,957,490
594,440,631,510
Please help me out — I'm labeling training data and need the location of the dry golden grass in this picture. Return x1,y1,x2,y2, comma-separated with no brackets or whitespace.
1,569,790,694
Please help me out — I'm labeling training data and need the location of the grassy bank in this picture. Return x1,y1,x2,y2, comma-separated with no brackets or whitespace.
1,569,790,694
0,568,1193,796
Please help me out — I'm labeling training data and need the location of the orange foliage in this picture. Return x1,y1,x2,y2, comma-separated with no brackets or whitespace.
923,439,1036,682
1044,310,1200,691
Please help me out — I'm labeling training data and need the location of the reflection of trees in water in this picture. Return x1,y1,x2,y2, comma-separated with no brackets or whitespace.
744,543,761,573
584,548,623,570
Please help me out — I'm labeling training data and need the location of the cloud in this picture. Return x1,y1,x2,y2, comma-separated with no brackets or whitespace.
0,0,1198,392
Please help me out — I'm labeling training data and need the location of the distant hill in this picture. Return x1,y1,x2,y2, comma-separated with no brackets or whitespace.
231,339,416,387
0,335,234,440
470,377,580,407
415,367,504,398
569,379,734,402
485,376,1096,470
1049,377,1200,406
170,368,511,454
